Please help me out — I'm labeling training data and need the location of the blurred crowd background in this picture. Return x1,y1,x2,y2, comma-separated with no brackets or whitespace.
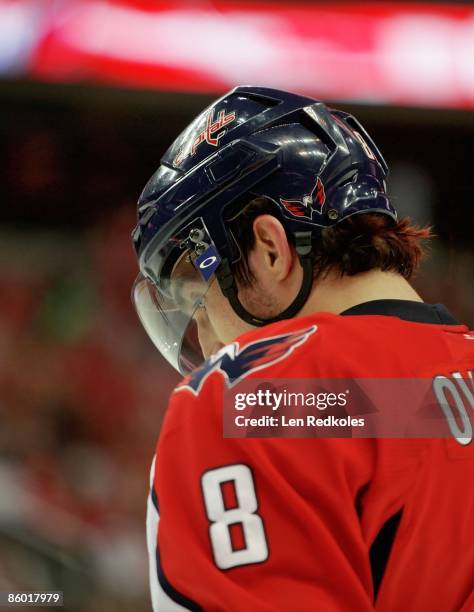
0,1,473,611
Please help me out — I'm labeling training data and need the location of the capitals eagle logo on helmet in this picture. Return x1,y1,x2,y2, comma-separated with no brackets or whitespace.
280,177,326,219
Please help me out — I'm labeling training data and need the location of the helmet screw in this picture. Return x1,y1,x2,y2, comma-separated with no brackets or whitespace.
327,209,339,221
189,228,205,243
195,243,207,255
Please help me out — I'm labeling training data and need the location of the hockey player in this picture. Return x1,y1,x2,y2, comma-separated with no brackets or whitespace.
132,87,474,611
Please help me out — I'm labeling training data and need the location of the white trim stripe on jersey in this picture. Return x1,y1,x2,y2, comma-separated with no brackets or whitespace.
146,455,189,612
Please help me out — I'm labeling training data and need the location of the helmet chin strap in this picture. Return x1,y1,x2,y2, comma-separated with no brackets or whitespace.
216,232,314,327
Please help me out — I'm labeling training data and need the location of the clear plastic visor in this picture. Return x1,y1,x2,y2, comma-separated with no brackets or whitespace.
132,250,213,375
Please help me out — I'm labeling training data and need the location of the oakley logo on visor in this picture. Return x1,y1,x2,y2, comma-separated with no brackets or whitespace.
195,245,222,281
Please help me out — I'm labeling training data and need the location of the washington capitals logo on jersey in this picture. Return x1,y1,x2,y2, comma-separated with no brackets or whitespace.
280,177,326,219
176,326,317,395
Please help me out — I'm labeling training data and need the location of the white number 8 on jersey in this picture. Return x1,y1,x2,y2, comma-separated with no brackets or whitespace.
201,464,269,570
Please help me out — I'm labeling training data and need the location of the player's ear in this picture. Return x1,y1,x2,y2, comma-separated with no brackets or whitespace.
250,215,294,281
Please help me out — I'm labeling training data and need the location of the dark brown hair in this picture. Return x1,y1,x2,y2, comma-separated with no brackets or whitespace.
226,196,432,286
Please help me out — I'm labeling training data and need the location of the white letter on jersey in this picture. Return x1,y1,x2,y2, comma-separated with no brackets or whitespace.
433,371,474,446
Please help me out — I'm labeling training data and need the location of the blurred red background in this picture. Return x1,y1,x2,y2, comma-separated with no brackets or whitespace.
0,2,472,611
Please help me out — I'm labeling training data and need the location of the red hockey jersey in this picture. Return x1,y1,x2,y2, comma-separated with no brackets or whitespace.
147,300,474,611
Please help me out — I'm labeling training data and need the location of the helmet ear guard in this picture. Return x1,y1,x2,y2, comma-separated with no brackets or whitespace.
133,86,397,372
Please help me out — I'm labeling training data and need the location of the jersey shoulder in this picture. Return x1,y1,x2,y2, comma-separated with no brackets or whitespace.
176,313,328,396
175,310,473,398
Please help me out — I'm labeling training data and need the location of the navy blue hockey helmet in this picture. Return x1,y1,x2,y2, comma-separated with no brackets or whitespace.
132,86,396,373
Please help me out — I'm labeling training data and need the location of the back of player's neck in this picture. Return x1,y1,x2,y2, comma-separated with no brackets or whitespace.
302,269,423,316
